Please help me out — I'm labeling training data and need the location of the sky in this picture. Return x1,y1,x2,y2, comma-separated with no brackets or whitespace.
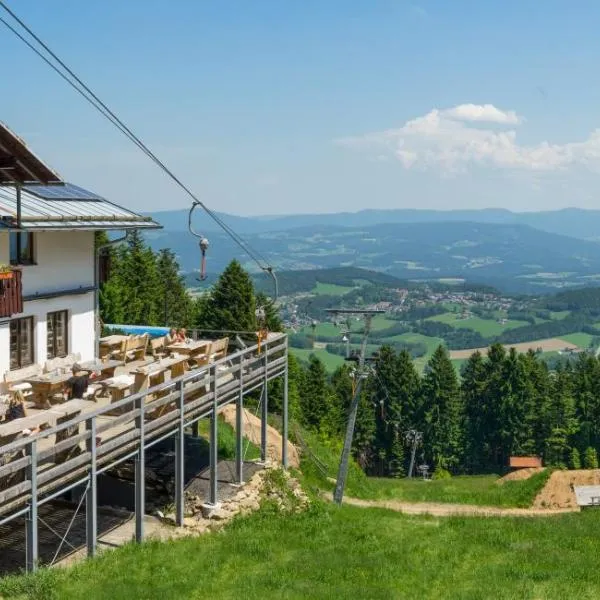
2,1,600,216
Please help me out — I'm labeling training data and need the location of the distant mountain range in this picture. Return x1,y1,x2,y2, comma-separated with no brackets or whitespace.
143,207,600,294
147,207,600,240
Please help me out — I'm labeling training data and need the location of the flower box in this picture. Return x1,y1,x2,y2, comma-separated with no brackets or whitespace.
0,271,13,281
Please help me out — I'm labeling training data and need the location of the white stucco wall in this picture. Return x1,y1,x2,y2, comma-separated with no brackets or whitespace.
21,231,95,296
0,230,96,379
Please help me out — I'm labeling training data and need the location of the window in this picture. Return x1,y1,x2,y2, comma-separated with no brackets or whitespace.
47,310,68,359
9,316,34,370
9,232,35,265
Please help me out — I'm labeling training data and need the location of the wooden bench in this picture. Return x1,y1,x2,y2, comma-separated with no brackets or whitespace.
210,337,229,361
3,364,43,397
150,336,168,359
112,335,149,363
44,352,82,374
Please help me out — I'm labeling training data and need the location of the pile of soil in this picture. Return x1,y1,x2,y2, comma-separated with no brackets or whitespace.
219,405,300,468
497,467,545,484
532,469,600,509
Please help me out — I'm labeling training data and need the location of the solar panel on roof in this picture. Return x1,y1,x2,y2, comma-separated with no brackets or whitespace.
22,182,104,201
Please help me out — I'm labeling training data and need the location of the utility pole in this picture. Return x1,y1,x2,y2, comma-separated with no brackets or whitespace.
405,429,423,478
326,308,385,505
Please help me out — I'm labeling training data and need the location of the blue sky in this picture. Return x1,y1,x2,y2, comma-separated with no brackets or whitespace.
2,1,600,215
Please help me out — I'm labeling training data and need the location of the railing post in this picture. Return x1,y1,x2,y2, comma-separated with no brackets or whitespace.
209,364,219,506
175,380,185,526
134,395,145,542
86,417,98,557
25,439,38,572
261,346,268,463
236,353,244,484
282,337,289,469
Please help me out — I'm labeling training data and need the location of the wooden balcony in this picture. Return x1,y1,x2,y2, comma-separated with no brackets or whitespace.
0,268,22,318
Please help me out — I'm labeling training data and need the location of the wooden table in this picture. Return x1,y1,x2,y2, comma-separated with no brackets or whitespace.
79,359,124,380
167,340,211,357
26,372,72,408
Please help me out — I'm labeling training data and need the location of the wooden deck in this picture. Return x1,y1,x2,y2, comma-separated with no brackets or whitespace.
0,333,288,522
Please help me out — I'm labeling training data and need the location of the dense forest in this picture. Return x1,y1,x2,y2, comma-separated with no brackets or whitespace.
98,233,600,479
294,343,600,477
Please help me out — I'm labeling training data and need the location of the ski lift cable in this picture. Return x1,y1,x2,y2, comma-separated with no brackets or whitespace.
0,2,274,279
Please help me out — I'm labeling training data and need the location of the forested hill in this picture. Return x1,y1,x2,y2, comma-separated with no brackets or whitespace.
543,287,600,312
252,267,406,295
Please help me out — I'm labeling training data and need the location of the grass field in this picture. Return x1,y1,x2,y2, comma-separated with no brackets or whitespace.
290,348,346,371
449,338,578,360
387,332,445,354
550,310,571,320
560,332,595,349
427,312,528,337
311,282,355,296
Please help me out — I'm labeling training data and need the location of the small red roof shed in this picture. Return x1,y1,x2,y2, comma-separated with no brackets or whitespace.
509,456,542,468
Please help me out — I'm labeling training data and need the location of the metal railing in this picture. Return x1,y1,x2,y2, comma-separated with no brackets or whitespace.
0,332,289,571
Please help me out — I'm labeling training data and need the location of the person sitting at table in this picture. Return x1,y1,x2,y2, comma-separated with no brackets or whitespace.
65,363,89,400
4,390,27,422
176,328,188,343
166,328,177,344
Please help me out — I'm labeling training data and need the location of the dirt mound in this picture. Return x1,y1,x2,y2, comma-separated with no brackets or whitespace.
498,467,545,484
219,405,300,468
532,469,600,509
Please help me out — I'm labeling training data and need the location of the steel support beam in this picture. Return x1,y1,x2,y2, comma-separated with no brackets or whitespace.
282,344,289,469
175,382,185,526
25,440,38,572
261,353,268,463
135,398,145,542
236,355,244,484
209,366,218,505
86,418,98,557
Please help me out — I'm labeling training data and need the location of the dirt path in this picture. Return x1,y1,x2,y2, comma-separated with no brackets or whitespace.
219,405,300,468
338,496,579,517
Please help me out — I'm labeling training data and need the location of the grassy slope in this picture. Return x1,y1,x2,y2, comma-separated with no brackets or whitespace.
298,429,550,509
1,430,596,600
5,506,600,600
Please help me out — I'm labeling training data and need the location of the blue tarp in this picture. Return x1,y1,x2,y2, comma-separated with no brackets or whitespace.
104,324,170,338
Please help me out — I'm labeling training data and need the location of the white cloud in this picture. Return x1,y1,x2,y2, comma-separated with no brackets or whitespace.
443,103,522,124
336,103,600,174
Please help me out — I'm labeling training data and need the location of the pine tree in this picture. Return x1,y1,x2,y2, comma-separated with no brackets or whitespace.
299,355,332,431
461,351,487,472
114,230,160,325
569,447,581,470
99,279,125,325
421,345,463,471
544,365,579,467
155,248,194,328
584,446,599,469
200,259,256,336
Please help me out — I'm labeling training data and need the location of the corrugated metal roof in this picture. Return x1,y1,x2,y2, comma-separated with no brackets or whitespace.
0,183,161,230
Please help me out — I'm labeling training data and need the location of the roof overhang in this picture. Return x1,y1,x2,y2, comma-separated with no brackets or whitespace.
0,122,61,184
0,183,161,231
